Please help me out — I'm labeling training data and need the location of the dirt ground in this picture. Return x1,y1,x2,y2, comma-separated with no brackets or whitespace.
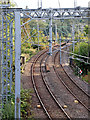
21,58,47,119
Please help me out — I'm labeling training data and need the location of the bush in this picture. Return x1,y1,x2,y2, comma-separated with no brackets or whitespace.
2,101,14,119
73,42,90,81
1,84,33,119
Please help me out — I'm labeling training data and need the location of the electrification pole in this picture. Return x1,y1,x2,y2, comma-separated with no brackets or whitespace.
55,24,57,43
88,2,90,85
74,0,77,8
49,9,52,55
60,35,61,64
58,0,60,8
38,0,39,8
41,0,42,9
15,11,21,119
37,22,39,51
72,22,75,52
38,0,42,9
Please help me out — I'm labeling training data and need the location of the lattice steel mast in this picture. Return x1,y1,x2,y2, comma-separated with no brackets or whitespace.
1,1,13,105
0,3,2,119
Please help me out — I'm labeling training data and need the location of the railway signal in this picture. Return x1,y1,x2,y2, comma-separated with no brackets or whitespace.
79,69,82,74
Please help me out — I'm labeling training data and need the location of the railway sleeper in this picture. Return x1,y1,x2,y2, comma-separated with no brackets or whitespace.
45,64,50,72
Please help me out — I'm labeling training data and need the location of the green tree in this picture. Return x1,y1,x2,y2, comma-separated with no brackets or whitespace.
84,25,88,35
74,42,90,75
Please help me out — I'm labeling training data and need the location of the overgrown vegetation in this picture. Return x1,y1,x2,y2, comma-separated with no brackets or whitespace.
73,24,90,82
1,84,33,119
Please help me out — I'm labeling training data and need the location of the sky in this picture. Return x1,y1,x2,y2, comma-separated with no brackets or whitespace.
13,0,90,9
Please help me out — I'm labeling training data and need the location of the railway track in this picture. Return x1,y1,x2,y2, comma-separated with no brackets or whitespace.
29,43,89,119
31,47,71,119
44,51,88,118
53,51,90,112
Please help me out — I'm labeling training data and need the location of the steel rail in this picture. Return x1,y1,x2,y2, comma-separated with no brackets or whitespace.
40,53,71,120
59,43,90,96
53,51,90,112
60,45,90,97
61,64,90,97
31,49,52,120
30,43,69,119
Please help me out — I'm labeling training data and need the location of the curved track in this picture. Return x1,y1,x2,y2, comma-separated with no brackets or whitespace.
53,51,90,111
31,47,71,120
44,50,88,118
29,44,89,119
